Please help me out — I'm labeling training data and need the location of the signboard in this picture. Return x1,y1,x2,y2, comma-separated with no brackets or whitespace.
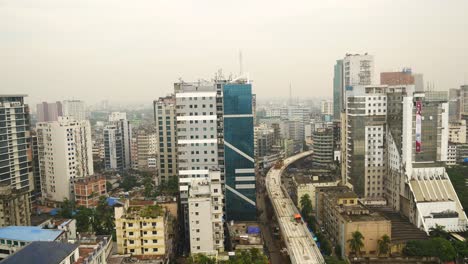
415,101,422,153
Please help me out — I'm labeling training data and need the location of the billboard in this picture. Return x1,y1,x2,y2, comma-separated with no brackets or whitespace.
415,101,422,153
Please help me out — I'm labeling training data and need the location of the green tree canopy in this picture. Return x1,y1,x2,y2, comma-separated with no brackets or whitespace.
347,231,365,256
377,234,391,256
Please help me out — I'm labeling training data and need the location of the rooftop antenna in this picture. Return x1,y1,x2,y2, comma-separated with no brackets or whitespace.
239,50,243,76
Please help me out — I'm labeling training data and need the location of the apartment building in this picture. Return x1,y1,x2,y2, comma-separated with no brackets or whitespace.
342,85,388,198
153,96,177,184
62,100,86,121
136,131,158,171
36,101,62,122
36,116,93,205
0,95,34,227
311,128,334,167
188,170,224,255
115,200,168,259
449,120,466,144
104,112,132,171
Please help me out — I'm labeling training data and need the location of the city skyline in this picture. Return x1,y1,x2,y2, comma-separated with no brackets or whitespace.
2,0,468,104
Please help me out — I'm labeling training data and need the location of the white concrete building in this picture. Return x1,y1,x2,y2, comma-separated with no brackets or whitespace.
62,100,86,121
36,116,93,204
449,120,466,144
386,90,467,233
321,100,333,116
342,53,374,109
108,112,127,122
447,144,457,166
188,170,224,255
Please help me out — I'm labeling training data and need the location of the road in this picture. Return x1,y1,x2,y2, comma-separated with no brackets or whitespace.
265,151,325,264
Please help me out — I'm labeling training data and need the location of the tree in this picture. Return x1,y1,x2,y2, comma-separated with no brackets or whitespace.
92,196,115,235
377,234,391,256
324,256,347,264
60,198,75,218
300,194,313,217
403,238,456,262
334,244,343,259
75,207,94,232
106,181,113,192
227,248,268,264
432,238,457,262
120,175,137,191
347,231,364,257
429,224,449,239
187,254,216,264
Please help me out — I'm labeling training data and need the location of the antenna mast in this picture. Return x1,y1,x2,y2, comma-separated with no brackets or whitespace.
239,50,243,76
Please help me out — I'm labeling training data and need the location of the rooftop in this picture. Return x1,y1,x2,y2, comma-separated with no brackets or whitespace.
1,241,78,264
126,204,165,218
0,226,63,242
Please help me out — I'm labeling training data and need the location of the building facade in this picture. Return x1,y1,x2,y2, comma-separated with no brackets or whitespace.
311,128,334,167
223,83,256,221
62,100,86,121
36,101,63,122
74,175,107,208
0,95,34,227
115,200,168,259
154,96,177,184
36,116,94,205
104,112,132,171
188,170,224,255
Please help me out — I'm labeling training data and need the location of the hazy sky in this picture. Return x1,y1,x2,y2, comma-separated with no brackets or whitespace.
1,0,468,105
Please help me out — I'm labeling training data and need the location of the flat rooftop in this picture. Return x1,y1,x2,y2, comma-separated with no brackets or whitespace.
1,241,78,264
0,226,63,242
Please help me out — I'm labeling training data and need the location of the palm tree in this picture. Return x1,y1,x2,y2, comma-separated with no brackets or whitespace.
429,224,449,239
347,231,365,257
377,234,391,256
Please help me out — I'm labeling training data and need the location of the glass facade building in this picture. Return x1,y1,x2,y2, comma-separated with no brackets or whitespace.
223,84,256,221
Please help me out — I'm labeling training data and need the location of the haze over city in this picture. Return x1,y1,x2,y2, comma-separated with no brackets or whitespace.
2,0,468,104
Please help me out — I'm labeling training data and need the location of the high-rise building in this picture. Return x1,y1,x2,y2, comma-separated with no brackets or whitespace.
342,85,388,198
104,112,132,171
0,95,34,227
223,82,256,221
461,85,468,115
413,73,424,92
30,132,41,205
449,88,461,122
188,170,224,255
174,77,256,253
342,53,374,107
36,116,94,205
36,101,63,122
321,100,333,116
386,89,467,233
153,96,177,184
174,81,219,249
333,60,343,121
254,124,274,158
136,131,158,171
62,100,86,121
312,128,334,167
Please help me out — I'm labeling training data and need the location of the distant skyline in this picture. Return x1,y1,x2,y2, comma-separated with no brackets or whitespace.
2,0,468,105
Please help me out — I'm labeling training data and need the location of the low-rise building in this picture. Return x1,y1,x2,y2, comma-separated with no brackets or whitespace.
1,241,79,264
316,187,391,258
227,222,263,252
292,174,339,211
115,200,169,260
74,175,107,208
0,226,67,260
447,144,457,166
75,234,113,264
